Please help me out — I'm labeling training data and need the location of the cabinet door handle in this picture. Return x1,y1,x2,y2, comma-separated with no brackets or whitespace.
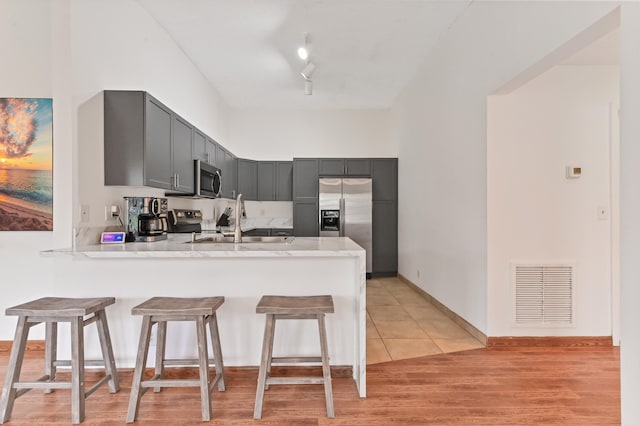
176,173,180,189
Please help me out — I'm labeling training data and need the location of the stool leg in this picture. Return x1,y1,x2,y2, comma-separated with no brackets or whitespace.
318,314,335,418
253,313,275,420
264,315,276,391
95,309,120,393
0,316,30,424
154,321,167,393
70,316,85,424
195,316,212,421
44,321,57,394
126,316,153,423
207,314,226,391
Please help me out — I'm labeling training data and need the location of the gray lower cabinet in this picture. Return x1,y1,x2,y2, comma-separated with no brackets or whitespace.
257,161,293,201
243,228,270,237
237,158,257,200
372,200,398,276
293,201,319,237
244,228,293,237
105,90,193,193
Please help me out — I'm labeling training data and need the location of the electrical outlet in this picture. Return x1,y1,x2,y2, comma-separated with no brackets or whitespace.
80,204,90,223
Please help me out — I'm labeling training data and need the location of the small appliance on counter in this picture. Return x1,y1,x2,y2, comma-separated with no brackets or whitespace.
123,196,169,242
167,209,203,233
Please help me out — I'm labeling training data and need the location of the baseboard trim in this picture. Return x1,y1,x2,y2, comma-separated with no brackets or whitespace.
487,336,613,348
0,340,45,352
397,274,488,346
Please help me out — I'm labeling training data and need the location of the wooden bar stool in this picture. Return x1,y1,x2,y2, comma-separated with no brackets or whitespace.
0,297,120,424
126,297,226,422
253,295,335,419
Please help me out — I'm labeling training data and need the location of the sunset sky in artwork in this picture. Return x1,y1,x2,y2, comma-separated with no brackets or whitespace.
0,98,53,171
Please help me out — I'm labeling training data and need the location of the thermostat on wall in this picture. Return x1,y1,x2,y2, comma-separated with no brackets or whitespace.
566,166,582,179
101,231,126,244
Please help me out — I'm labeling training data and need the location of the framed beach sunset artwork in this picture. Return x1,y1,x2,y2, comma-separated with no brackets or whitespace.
0,98,53,231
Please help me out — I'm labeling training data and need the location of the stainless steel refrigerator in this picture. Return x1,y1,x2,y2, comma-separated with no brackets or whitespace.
319,178,372,273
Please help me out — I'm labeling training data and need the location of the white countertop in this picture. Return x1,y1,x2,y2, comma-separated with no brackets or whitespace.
43,235,365,259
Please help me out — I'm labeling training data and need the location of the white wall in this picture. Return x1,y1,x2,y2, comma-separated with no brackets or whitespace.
0,0,73,339
229,108,394,160
71,0,232,228
391,1,621,333
618,3,640,423
487,65,619,337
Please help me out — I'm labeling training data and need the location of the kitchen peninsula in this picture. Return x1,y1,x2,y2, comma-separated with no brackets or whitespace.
42,235,366,397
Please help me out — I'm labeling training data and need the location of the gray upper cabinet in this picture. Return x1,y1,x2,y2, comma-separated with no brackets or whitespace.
194,130,217,165
193,129,207,163
257,162,275,201
345,158,371,176
205,138,217,165
372,158,398,201
275,162,293,201
105,91,178,189
144,95,173,189
171,115,194,193
318,159,344,176
257,161,293,201
105,90,193,193
225,150,237,199
293,158,319,200
214,144,237,199
237,158,257,201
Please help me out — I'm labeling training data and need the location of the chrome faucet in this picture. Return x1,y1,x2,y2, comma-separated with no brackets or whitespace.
234,193,245,243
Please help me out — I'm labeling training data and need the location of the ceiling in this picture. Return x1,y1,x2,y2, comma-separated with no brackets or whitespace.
136,0,473,110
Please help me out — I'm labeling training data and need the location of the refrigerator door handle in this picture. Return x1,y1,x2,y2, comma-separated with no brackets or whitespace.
339,198,345,237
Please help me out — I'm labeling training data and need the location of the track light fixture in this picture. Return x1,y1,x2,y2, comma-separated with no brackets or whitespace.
298,32,315,95
301,62,316,80
298,32,310,60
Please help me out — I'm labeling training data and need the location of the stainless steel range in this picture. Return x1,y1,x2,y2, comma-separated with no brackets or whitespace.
167,209,203,233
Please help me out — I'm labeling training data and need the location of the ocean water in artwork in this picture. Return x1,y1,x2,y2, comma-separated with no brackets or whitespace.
0,168,53,214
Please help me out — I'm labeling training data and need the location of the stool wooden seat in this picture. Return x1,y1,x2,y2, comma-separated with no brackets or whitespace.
126,297,226,423
0,297,120,424
254,295,335,419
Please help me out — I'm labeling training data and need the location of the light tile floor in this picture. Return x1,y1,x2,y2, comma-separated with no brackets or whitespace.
367,277,484,364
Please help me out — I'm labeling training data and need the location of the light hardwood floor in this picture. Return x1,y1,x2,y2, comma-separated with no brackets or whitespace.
0,279,620,424
367,277,484,364
0,346,619,424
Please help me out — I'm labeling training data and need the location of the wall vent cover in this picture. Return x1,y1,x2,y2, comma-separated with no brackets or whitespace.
514,264,573,325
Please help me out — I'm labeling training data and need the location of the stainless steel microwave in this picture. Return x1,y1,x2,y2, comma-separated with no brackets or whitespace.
195,159,222,198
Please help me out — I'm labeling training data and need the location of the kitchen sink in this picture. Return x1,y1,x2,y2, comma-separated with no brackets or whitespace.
188,235,294,244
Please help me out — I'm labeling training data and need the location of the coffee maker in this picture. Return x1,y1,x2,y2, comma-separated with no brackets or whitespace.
123,197,168,242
